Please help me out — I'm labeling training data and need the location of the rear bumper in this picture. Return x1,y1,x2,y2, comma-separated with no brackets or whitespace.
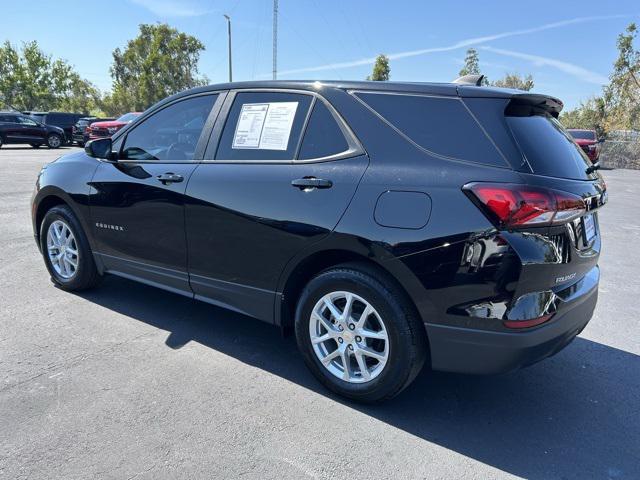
426,266,599,374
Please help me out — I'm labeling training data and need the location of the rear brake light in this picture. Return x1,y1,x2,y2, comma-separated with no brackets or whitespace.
464,183,585,229
504,314,554,329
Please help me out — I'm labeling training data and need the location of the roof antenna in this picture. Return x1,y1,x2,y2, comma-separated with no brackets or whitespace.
452,74,485,86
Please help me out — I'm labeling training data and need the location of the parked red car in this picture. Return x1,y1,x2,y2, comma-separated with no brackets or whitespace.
88,112,142,140
567,129,601,163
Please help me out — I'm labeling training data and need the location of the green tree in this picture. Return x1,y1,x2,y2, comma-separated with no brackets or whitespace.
604,22,639,130
0,40,98,112
559,97,607,138
107,23,208,113
459,48,481,76
491,73,534,91
367,54,390,81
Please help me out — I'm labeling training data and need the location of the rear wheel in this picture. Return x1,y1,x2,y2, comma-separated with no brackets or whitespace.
47,133,62,149
295,264,427,402
40,205,101,291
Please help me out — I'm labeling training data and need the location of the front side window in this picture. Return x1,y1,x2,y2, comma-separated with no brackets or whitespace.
121,94,217,161
18,116,38,126
216,92,313,161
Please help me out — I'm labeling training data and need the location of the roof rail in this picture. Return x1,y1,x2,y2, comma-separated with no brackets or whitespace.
452,74,485,86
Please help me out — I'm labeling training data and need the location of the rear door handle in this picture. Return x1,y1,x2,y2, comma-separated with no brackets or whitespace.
156,173,184,185
291,177,333,190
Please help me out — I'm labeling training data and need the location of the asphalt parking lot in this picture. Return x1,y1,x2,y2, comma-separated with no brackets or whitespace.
1,146,639,479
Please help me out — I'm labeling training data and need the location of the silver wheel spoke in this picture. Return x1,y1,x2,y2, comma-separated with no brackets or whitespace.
355,351,371,381
311,333,332,345
323,298,342,321
359,346,386,362
356,305,373,328
360,328,386,340
341,349,350,380
321,349,340,366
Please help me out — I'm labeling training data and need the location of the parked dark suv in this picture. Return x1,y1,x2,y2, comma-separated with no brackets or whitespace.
26,111,84,145
0,111,65,148
31,79,606,402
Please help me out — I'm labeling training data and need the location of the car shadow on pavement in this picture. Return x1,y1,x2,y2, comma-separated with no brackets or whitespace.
76,276,640,479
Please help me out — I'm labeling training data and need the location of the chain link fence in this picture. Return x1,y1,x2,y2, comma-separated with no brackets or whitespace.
599,130,640,170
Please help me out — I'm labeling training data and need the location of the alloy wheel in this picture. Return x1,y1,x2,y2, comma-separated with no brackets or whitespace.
46,220,79,279
48,135,61,148
309,291,389,383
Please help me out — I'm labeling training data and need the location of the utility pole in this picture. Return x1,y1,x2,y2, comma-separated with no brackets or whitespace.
224,14,232,82
272,0,278,80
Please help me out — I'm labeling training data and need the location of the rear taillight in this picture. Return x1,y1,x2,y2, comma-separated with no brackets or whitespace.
464,183,585,229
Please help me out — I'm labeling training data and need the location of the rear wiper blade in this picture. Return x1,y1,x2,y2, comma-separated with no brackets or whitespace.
586,162,601,175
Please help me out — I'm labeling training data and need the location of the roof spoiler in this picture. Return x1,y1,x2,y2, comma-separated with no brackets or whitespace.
452,74,485,86
508,93,564,118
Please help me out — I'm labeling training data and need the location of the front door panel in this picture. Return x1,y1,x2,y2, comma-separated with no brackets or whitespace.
184,155,369,321
90,161,198,294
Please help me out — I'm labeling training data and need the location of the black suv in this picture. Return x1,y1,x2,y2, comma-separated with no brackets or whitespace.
31,80,606,402
72,117,114,146
0,112,65,148
26,111,84,145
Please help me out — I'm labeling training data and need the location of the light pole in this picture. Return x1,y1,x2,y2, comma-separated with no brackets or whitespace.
223,14,232,82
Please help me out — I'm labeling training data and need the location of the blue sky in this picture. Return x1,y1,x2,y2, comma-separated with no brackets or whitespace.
1,0,638,109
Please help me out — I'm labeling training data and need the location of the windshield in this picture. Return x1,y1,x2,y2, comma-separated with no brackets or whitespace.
568,130,596,140
506,109,594,180
117,113,140,123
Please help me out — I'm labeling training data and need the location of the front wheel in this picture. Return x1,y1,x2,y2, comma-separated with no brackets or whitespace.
40,205,102,291
295,265,427,403
46,133,62,149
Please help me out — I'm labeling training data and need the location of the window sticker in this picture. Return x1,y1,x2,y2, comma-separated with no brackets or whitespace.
232,102,298,150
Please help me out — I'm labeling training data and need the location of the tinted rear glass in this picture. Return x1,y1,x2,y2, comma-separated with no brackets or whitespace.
355,92,507,167
506,108,592,180
299,101,349,160
568,130,596,140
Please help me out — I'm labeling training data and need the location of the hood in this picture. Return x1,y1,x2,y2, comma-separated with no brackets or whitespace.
573,138,597,146
90,120,128,128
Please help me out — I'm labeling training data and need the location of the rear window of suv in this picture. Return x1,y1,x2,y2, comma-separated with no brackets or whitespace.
354,92,508,167
506,105,593,180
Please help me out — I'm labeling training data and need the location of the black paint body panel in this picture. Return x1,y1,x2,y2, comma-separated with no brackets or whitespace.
31,80,604,375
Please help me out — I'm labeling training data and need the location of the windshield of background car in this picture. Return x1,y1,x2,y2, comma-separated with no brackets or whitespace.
117,113,140,123
568,130,597,140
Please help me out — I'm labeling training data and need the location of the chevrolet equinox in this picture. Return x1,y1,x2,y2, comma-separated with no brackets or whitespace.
31,78,606,402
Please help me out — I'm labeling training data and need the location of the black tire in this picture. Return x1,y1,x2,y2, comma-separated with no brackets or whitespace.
0,135,3,148
30,143,41,149
77,141,85,148
40,205,102,291
46,133,62,149
295,263,427,403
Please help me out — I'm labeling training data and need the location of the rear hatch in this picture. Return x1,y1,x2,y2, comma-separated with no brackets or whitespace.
462,92,606,327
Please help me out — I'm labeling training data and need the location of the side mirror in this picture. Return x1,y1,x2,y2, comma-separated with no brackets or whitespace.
85,138,115,160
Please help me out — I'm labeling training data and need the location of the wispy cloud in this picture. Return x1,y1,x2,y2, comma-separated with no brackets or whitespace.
481,46,609,84
271,14,629,77
131,0,212,17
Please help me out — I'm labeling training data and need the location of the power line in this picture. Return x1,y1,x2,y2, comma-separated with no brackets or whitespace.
273,0,278,80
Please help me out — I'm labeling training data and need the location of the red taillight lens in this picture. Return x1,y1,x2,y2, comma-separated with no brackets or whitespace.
464,183,586,229
504,314,554,329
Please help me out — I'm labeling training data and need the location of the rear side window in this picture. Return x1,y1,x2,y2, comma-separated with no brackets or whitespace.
216,92,313,161
506,107,592,180
355,92,506,167
298,101,349,160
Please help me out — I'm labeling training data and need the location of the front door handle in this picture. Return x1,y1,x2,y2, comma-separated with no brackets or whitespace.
156,173,184,185
291,177,333,190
